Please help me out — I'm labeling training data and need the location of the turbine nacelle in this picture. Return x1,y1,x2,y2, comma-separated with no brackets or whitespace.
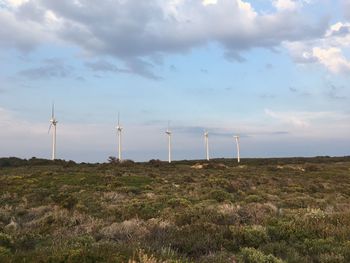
50,118,58,125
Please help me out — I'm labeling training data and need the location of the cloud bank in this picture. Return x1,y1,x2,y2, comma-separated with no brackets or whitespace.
0,0,329,78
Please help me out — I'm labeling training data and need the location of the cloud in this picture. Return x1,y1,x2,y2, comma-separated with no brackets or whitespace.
2,0,29,8
285,22,350,74
0,9,46,51
343,0,350,20
18,58,73,79
172,125,234,137
325,82,347,100
0,0,328,78
265,108,309,127
289,87,297,92
273,0,298,11
164,124,289,138
85,60,128,73
264,108,347,128
265,63,273,69
85,59,161,80
202,0,218,6
124,58,161,80
312,47,350,74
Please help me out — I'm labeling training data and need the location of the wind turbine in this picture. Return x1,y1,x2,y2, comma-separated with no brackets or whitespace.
48,103,58,160
116,112,123,162
165,121,172,163
204,131,209,161
234,135,240,163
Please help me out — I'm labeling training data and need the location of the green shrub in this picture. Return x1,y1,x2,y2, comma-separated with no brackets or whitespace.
301,238,336,256
238,247,285,263
209,190,232,202
14,233,43,251
261,241,306,263
231,225,268,248
245,195,264,203
0,232,12,248
124,201,161,220
51,193,78,210
0,246,11,256
319,253,345,263
169,223,228,257
167,198,191,208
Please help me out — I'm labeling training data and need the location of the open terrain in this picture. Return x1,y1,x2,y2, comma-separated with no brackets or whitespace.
1,157,350,262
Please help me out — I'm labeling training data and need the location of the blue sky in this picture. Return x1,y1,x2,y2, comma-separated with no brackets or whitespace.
0,0,349,162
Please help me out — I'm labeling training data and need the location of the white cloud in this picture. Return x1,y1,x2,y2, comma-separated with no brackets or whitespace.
264,108,348,129
3,0,29,8
313,47,350,74
285,21,350,74
284,41,317,63
273,0,298,11
202,0,218,6
265,108,309,127
273,0,314,11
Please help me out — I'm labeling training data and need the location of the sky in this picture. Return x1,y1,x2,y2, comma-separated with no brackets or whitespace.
0,0,349,162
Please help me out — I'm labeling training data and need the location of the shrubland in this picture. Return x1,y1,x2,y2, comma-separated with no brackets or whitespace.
0,156,350,262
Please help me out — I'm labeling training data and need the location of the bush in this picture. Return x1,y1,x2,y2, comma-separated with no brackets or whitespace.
169,223,228,257
0,233,12,248
238,247,285,263
231,225,268,249
51,193,78,210
148,159,163,167
100,219,149,243
122,201,162,220
0,246,11,257
209,190,232,202
167,198,191,208
245,195,264,203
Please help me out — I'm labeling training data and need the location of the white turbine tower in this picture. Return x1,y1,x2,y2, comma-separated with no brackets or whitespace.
204,131,209,161
234,135,240,163
116,112,123,162
48,103,58,160
165,122,172,163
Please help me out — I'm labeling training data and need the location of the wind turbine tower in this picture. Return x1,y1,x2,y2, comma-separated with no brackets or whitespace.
165,122,172,163
204,131,209,161
234,135,240,163
116,113,123,162
48,103,58,160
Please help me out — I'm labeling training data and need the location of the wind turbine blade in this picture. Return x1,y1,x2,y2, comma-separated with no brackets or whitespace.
51,103,55,118
48,124,52,134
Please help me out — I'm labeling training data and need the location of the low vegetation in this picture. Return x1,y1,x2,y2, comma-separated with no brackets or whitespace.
0,156,350,262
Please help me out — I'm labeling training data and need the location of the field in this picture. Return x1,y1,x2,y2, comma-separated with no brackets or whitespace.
1,156,350,262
